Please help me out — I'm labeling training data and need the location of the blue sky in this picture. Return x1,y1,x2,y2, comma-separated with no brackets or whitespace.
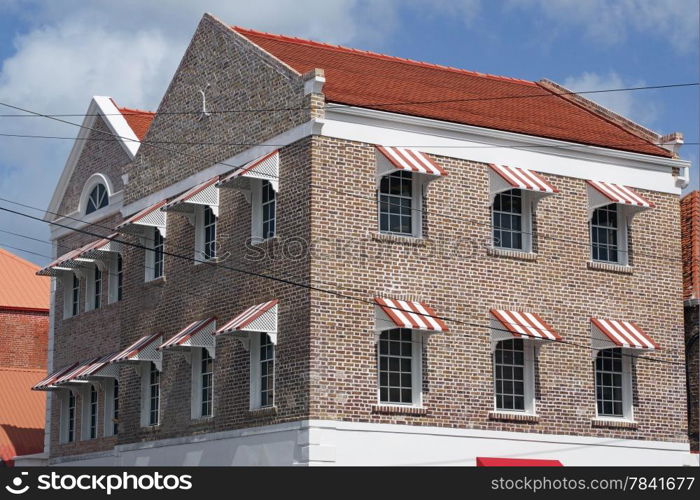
0,0,698,265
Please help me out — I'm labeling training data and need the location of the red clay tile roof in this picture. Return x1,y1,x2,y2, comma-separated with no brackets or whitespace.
681,190,700,301
117,105,155,141
232,27,670,158
0,368,46,464
0,249,49,311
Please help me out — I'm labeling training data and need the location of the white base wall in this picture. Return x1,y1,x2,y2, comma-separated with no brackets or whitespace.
49,420,695,467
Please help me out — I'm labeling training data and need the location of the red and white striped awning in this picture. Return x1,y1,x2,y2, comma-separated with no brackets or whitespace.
477,457,563,467
490,309,562,341
215,300,278,335
53,357,100,385
117,199,168,234
112,333,162,364
489,164,558,194
376,146,447,176
217,150,279,191
591,318,659,350
160,317,216,350
74,352,121,379
375,297,449,332
162,176,220,214
32,362,78,391
36,235,119,276
587,180,654,208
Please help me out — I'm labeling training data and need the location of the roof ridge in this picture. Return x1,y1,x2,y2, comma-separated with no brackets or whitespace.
0,248,41,271
117,106,155,116
232,26,537,87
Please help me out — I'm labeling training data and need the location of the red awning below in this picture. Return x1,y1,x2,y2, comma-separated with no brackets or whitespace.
476,457,563,467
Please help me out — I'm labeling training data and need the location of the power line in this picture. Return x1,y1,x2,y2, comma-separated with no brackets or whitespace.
0,82,696,118
0,231,680,367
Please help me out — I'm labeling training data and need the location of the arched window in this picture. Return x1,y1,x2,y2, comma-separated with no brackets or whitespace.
86,184,108,214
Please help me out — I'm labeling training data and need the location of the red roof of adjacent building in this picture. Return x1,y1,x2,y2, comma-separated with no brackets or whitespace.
0,249,49,311
681,191,700,301
232,27,671,158
116,105,155,140
0,368,46,465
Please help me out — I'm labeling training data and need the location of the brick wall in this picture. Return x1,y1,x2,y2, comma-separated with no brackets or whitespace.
307,136,687,443
0,309,48,369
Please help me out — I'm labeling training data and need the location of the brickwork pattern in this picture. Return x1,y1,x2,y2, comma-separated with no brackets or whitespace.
0,310,48,370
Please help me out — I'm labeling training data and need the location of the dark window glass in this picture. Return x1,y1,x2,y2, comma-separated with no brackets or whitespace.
148,363,160,426
261,180,276,240
116,254,123,301
93,267,101,309
113,379,119,435
153,228,164,279
378,328,414,404
67,391,76,442
86,184,108,214
259,333,274,407
595,348,624,417
494,339,526,411
203,206,217,260
493,189,523,250
89,385,98,439
378,171,413,235
591,204,619,263
71,274,80,316
200,349,214,417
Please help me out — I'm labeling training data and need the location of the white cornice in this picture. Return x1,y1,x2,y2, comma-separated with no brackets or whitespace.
48,190,123,240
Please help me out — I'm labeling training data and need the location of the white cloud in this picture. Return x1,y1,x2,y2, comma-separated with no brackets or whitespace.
562,71,660,128
0,1,405,263
508,0,699,51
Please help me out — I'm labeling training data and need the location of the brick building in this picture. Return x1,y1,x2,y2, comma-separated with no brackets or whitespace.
681,190,699,453
35,13,693,466
0,249,50,466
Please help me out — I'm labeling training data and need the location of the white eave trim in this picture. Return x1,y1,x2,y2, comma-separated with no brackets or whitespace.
44,96,140,223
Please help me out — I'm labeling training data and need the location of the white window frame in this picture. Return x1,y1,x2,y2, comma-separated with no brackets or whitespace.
377,171,425,239
144,227,165,281
103,378,119,437
251,179,277,243
375,327,424,407
84,264,102,312
249,332,275,409
62,272,81,319
58,390,77,443
590,203,630,266
594,347,634,421
140,362,161,427
80,383,99,440
491,189,534,253
191,347,215,419
492,338,536,415
194,205,218,263
107,254,123,304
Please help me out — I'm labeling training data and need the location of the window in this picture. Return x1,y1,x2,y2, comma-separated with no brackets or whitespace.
93,267,102,309
60,390,76,443
595,348,632,419
493,339,535,413
261,180,276,240
70,274,80,317
84,385,98,439
378,171,414,236
591,203,621,264
192,348,214,419
493,189,523,250
195,206,217,261
147,363,160,426
86,184,108,214
250,333,274,408
145,228,164,281
104,379,119,437
109,254,123,303
377,328,422,406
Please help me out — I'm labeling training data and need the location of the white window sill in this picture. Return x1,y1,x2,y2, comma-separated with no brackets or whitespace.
489,410,539,423
144,276,166,287
248,405,277,416
249,236,277,247
487,247,537,261
587,261,633,274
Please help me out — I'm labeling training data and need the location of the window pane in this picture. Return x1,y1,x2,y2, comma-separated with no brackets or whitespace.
493,339,527,411
595,348,624,417
492,190,523,250
378,328,415,405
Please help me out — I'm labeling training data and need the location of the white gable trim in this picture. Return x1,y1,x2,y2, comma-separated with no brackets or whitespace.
44,96,141,223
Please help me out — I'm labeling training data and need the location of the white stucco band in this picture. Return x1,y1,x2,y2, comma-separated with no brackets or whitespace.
49,420,693,467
